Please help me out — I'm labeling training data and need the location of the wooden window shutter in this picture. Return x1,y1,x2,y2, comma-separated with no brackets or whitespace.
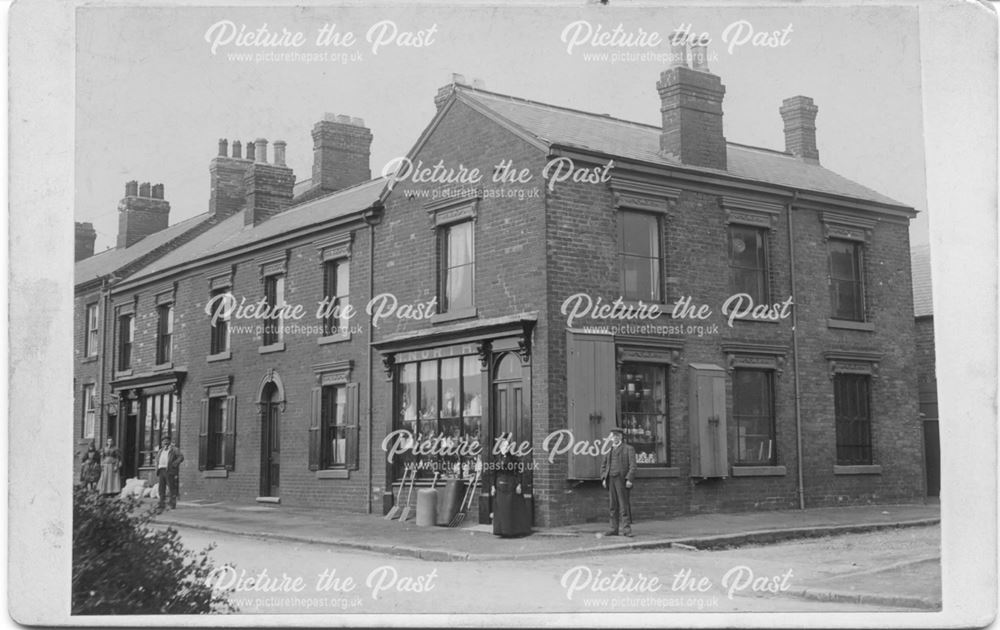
565,331,616,479
198,399,209,471
309,387,321,471
224,396,237,471
346,382,360,470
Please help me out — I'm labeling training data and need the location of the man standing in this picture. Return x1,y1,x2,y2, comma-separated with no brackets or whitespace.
601,428,636,537
155,436,184,509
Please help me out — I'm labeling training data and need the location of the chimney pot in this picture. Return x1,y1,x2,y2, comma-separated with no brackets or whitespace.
138,182,151,197
669,41,688,68
246,140,256,162
125,180,139,197
656,53,728,170
254,138,268,164
690,43,709,72
218,138,228,157
117,182,170,248
232,140,243,159
151,183,164,199
780,96,820,162
273,140,287,166
350,116,365,127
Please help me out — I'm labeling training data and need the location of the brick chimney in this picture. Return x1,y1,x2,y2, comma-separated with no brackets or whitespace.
210,139,253,218
656,45,727,170
117,180,170,248
244,138,296,226
310,114,373,195
779,95,819,162
75,222,96,261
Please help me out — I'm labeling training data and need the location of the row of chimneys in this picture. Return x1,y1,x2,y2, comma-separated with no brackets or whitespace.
74,114,374,261
78,54,819,261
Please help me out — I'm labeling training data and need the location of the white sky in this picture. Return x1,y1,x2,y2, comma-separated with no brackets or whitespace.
75,4,928,252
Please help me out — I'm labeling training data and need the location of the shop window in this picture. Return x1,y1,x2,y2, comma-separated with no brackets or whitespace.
141,392,178,468
732,369,776,465
439,221,475,312
156,304,173,365
84,303,99,357
82,383,96,439
262,274,285,346
117,313,134,371
322,258,350,337
618,211,661,302
829,238,866,321
396,355,482,478
729,225,769,303
618,363,669,466
834,373,873,465
209,288,231,355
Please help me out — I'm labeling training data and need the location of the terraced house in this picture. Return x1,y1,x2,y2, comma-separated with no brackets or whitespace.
75,52,925,527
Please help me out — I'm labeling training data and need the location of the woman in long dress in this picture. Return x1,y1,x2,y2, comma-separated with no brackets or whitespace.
491,438,532,538
80,442,101,491
96,438,122,496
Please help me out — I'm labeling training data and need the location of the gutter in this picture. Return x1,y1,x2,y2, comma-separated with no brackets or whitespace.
786,191,806,510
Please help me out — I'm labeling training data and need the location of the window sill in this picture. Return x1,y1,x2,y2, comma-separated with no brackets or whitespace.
203,469,228,478
318,333,351,346
207,350,231,362
255,496,281,504
834,465,882,475
81,355,99,364
622,300,671,318
431,307,478,325
731,465,786,477
635,467,680,478
114,369,133,378
153,362,173,371
316,469,350,479
827,319,875,332
258,342,286,354
728,316,781,325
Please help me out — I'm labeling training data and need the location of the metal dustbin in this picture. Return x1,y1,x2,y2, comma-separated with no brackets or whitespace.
436,478,465,526
415,488,437,527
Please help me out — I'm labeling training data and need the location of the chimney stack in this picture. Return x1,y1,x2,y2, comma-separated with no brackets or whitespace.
309,114,373,195
244,137,296,226
75,222,96,261
779,96,819,162
656,44,727,170
117,181,170,248
210,139,253,218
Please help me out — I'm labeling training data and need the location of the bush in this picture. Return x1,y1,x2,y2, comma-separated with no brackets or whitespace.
72,487,236,614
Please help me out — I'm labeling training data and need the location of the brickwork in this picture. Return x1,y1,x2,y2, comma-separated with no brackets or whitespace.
117,194,170,248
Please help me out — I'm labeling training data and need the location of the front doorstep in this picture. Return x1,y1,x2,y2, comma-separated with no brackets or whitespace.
255,496,281,504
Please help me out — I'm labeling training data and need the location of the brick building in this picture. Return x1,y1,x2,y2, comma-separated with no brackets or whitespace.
75,51,926,526
911,243,938,497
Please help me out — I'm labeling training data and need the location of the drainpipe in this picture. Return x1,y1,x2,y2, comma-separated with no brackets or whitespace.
98,274,115,442
362,203,381,514
786,191,805,510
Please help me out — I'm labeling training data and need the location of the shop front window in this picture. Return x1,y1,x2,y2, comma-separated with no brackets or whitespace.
396,355,482,478
618,363,669,466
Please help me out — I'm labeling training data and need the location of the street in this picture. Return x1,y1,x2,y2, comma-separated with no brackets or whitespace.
158,524,940,614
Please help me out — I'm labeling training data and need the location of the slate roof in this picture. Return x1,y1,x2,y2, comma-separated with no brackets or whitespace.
74,212,215,287
457,88,906,208
911,243,933,317
125,178,384,283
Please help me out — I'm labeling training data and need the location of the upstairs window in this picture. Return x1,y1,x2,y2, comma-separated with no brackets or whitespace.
829,238,865,321
84,303,99,357
82,384,96,439
117,313,134,372
209,288,231,355
262,274,285,346
322,259,350,337
618,211,661,302
156,304,173,365
439,221,475,313
729,225,769,303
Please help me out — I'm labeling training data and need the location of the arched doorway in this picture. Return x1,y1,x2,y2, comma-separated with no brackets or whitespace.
256,370,286,498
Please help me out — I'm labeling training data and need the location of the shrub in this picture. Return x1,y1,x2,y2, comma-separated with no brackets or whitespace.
72,486,236,614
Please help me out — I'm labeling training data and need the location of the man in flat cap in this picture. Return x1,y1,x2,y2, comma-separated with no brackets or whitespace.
601,427,637,537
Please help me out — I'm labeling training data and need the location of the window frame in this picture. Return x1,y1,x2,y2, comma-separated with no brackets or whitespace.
731,368,777,466
728,224,770,304
82,383,96,439
156,303,174,365
322,258,350,338
438,220,476,314
320,384,348,469
262,273,285,346
828,237,867,323
617,210,663,303
209,287,231,355
84,303,99,357
205,395,228,470
117,313,134,372
833,373,873,465
618,361,670,468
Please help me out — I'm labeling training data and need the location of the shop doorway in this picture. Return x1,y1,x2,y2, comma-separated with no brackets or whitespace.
492,353,526,446
260,383,281,497
122,412,138,480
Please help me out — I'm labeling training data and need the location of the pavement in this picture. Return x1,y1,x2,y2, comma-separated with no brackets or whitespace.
149,499,941,610
149,499,938,560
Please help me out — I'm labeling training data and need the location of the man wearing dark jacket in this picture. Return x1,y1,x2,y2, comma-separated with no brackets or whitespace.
154,436,184,509
600,428,637,537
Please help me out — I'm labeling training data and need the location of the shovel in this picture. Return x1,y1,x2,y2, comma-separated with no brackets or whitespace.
398,469,418,522
448,469,480,527
384,468,410,520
